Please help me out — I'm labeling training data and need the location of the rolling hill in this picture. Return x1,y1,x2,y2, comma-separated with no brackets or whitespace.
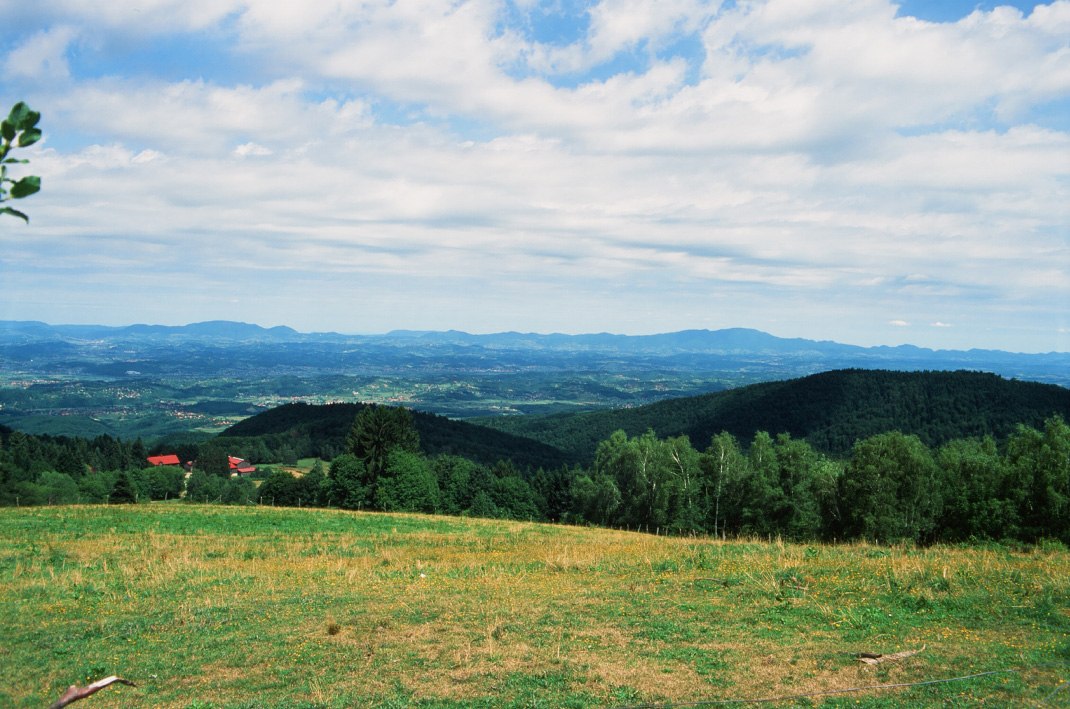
475,369,1070,461
218,370,1070,468
219,402,572,470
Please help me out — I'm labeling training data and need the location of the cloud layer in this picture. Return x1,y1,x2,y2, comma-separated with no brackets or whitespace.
1,0,1067,351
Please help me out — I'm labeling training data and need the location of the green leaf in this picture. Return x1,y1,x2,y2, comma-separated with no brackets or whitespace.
0,206,29,222
18,110,41,131
6,102,32,127
2,158,29,164
0,120,13,143
10,175,40,199
17,128,41,147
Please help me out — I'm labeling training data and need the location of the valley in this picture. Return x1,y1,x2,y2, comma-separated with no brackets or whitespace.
2,321,1067,441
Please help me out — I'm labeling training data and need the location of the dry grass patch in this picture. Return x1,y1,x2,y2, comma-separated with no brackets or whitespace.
577,648,711,698
2,505,1068,707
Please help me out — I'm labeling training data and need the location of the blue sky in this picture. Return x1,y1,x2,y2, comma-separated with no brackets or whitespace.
0,0,1067,352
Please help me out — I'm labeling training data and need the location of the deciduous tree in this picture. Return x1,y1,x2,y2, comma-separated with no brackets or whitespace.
568,472,621,526
1006,416,1070,542
375,449,439,513
327,453,370,509
741,431,784,536
838,431,940,543
702,432,748,538
937,436,1014,541
1,101,42,223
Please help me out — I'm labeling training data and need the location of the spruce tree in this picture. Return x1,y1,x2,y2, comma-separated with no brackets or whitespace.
109,472,138,504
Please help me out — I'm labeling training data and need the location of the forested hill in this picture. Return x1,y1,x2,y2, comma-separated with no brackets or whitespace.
477,369,1070,462
219,402,571,471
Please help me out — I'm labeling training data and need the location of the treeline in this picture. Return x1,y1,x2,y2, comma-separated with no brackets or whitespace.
0,426,252,506
2,408,1068,545
206,408,1070,545
246,406,559,522
568,419,1069,544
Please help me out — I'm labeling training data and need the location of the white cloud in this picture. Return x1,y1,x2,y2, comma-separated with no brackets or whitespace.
1,0,1067,351
233,142,273,157
46,78,376,157
588,0,698,55
0,0,243,34
4,25,78,79
131,149,164,164
537,0,717,71
688,0,1070,146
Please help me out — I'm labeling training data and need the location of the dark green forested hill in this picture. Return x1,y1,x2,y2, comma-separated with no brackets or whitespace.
219,402,571,471
477,369,1070,462
217,370,1070,469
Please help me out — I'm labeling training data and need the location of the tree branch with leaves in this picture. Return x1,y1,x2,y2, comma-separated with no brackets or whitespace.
1,101,42,223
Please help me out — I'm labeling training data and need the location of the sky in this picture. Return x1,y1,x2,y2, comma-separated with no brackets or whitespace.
0,0,1067,353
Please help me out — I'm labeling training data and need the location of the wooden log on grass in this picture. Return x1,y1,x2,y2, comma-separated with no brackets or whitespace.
49,676,136,709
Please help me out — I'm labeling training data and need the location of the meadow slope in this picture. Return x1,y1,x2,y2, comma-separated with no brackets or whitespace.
1,505,1067,707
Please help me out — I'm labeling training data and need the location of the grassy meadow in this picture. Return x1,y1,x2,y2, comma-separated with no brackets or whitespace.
1,504,1068,708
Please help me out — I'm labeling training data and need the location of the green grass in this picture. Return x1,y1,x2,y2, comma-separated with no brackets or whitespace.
1,505,1067,707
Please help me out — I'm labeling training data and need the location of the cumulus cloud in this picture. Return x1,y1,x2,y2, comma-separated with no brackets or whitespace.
1,0,1067,351
3,25,78,79
0,0,243,34
233,142,273,157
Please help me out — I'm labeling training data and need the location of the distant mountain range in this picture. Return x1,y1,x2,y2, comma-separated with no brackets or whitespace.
0,320,303,342
1,320,1067,385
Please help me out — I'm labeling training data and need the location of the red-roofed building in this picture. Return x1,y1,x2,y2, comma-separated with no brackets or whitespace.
147,454,181,467
228,456,257,475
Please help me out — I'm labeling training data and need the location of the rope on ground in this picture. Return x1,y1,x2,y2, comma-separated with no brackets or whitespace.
1040,679,1068,706
612,669,1017,708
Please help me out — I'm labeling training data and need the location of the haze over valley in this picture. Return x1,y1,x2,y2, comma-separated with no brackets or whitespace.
2,319,1067,441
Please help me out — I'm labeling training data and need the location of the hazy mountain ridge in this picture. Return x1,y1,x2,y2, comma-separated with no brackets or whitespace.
0,320,304,342
2,319,1066,362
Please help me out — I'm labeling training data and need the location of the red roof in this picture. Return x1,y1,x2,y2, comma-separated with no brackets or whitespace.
228,456,245,469
147,454,181,466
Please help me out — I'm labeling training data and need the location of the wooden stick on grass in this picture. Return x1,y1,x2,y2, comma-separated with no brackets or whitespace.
49,676,137,709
